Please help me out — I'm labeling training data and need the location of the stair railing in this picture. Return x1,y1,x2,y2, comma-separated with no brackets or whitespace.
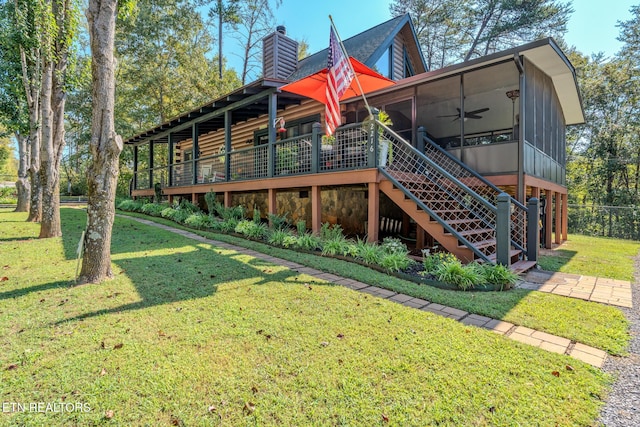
418,128,526,254
375,120,501,263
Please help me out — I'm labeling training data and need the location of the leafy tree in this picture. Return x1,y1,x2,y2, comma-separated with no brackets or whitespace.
0,1,30,211
390,0,572,68
78,0,125,284
232,0,281,84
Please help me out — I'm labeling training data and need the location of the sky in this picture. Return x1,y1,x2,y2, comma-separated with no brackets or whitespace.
225,0,638,74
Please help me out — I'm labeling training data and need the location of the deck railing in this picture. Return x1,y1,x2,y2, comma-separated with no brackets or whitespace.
132,122,381,188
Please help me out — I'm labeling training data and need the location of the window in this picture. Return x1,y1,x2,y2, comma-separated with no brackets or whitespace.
254,114,320,145
374,46,392,79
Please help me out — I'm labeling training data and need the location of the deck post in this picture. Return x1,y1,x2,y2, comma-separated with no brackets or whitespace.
192,123,199,185
561,193,568,241
224,111,232,182
311,123,321,174
526,197,539,262
544,189,553,249
148,140,154,189
268,188,277,226
311,185,321,235
496,193,511,266
417,126,425,153
133,145,138,191
554,191,562,244
367,109,379,168
224,191,231,209
168,133,174,187
367,182,379,242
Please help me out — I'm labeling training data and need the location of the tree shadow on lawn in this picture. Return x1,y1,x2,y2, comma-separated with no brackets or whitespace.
49,208,330,324
537,247,578,272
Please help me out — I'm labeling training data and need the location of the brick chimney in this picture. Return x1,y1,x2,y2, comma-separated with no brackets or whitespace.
263,26,298,80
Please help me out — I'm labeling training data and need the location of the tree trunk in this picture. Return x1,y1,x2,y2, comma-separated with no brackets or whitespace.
39,59,62,238
78,0,122,284
14,133,30,212
27,113,42,222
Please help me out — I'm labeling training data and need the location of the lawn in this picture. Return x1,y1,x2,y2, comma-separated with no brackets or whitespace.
0,208,611,426
538,234,640,281
120,211,630,356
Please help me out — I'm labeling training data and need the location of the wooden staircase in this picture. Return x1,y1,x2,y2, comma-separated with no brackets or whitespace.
380,171,532,272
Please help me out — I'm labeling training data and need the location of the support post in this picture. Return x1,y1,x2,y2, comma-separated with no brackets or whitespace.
311,185,321,235
367,182,379,242
268,188,277,227
555,191,562,244
267,93,277,178
148,140,154,189
168,133,174,187
224,191,231,208
496,193,511,266
224,111,232,182
367,108,379,168
192,123,199,185
562,193,568,241
545,189,553,249
133,145,138,190
417,126,426,153
527,197,539,262
192,193,198,206
311,122,321,174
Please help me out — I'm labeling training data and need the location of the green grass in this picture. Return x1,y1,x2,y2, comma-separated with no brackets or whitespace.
0,208,612,426
538,234,640,281
119,211,630,356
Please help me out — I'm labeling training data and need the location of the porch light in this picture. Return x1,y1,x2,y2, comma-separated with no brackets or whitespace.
274,117,286,133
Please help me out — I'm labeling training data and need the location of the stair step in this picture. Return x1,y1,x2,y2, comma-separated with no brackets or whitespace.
469,239,496,250
486,249,521,262
511,260,537,274
446,228,494,237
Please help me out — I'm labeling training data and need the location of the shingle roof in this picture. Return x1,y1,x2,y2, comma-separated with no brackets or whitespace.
287,14,411,81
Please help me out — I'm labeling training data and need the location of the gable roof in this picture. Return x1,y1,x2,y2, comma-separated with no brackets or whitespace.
288,14,426,81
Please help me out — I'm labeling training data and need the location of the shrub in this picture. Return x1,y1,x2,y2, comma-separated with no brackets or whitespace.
434,260,483,290
320,222,344,241
381,237,408,255
215,205,244,221
321,236,351,256
268,229,297,248
141,202,166,216
295,233,320,251
380,251,413,272
117,199,142,212
354,240,384,265
184,213,212,229
204,191,220,214
235,219,268,240
481,263,519,289
296,220,307,236
422,251,458,273
267,213,289,231
219,218,239,233
176,198,199,214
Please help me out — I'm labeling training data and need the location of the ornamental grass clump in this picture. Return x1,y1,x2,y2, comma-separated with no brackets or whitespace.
434,260,484,291
267,229,297,248
481,263,519,289
141,202,166,217
295,233,321,251
184,212,213,229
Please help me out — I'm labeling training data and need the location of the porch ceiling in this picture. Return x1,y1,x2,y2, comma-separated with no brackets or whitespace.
124,79,307,145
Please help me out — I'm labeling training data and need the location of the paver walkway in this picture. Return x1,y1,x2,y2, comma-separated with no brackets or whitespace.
119,215,612,368
520,270,633,308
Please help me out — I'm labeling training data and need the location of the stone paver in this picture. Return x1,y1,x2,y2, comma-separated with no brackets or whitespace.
119,214,611,368
521,270,633,308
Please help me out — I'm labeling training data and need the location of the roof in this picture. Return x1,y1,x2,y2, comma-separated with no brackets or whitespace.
371,37,585,125
123,79,305,145
288,14,426,80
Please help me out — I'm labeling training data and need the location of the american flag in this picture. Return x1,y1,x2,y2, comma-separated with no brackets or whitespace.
325,27,353,136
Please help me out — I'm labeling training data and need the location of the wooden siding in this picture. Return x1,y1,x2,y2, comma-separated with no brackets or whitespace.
392,34,404,80
176,100,324,158
263,31,299,80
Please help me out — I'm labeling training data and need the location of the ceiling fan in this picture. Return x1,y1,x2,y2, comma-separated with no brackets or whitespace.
437,107,490,121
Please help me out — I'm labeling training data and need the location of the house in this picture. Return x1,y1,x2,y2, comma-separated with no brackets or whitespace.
125,14,583,268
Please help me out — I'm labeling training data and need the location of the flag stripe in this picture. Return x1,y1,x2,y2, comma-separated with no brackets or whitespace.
325,27,353,135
